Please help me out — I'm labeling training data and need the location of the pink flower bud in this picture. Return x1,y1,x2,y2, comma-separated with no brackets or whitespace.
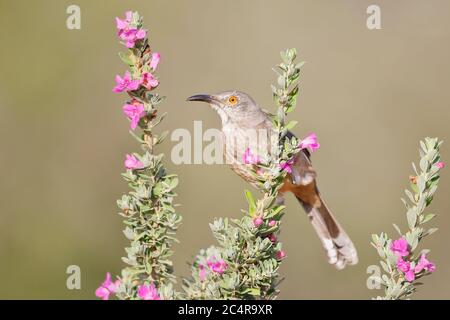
253,216,263,227
198,264,207,281
269,234,277,243
150,52,161,70
276,250,286,260
435,162,445,169
268,220,276,227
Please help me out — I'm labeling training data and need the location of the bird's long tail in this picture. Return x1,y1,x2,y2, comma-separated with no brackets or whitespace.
295,194,358,270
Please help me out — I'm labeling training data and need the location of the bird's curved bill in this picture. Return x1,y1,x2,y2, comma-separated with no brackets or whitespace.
186,94,220,104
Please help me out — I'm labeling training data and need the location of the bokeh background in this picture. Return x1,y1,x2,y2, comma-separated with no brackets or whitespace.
0,0,449,299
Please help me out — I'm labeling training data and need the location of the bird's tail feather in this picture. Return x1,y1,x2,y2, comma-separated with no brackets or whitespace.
295,195,358,270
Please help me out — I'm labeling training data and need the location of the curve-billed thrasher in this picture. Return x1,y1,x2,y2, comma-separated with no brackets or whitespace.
187,91,357,269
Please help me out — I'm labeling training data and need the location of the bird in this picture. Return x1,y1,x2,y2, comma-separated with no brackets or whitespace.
187,90,358,269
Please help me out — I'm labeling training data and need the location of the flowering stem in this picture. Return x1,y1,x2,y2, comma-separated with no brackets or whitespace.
370,137,443,300
98,11,182,300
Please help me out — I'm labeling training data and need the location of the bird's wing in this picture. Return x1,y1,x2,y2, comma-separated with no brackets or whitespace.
284,130,314,185
282,134,358,269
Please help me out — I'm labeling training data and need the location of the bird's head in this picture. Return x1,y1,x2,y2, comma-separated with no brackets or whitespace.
187,91,263,124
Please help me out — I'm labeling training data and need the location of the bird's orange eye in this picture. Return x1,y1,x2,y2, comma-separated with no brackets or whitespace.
228,95,238,105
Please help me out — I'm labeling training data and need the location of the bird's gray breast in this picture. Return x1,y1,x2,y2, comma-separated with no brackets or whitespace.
221,118,274,185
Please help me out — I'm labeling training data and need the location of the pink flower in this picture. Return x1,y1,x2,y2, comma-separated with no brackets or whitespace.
396,258,415,282
435,162,445,169
268,234,277,243
113,71,140,93
253,216,263,227
415,254,436,273
268,220,276,227
404,270,415,282
95,272,120,300
242,148,260,165
396,258,410,272
150,52,161,71
123,100,145,130
121,28,146,48
198,264,207,281
396,255,435,283
116,12,146,48
279,158,294,173
140,72,159,90
276,250,286,260
137,283,161,300
206,257,228,274
396,254,436,282
115,11,133,30
299,133,320,153
390,237,409,257
124,154,144,170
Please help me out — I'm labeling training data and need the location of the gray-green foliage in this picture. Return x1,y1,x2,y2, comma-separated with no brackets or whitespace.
113,12,182,300
370,137,443,300
182,49,304,299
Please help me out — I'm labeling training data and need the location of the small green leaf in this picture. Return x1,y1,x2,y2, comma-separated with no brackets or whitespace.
244,190,257,216
407,209,417,229
392,224,402,235
371,234,379,243
243,288,261,296
421,213,436,224
404,189,416,204
424,227,438,237
380,260,390,273
296,61,306,69
119,52,133,65
419,157,429,172
285,120,298,130
154,130,169,145
168,177,179,190
417,176,426,194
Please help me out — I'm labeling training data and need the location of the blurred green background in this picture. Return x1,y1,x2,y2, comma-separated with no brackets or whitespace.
0,0,449,299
